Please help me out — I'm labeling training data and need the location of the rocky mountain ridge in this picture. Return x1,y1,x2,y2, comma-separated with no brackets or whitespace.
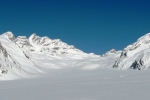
5,32,84,55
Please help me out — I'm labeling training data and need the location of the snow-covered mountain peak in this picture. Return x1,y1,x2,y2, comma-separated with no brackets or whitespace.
2,31,15,41
29,33,53,46
2,31,150,80
29,33,40,44
101,49,121,57
106,49,117,54
120,33,150,58
14,36,29,48
12,33,84,55
0,32,90,79
114,32,150,70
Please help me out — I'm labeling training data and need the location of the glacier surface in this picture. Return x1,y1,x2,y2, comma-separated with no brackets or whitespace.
0,32,150,100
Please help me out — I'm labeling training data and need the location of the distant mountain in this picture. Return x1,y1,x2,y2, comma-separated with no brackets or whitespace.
0,31,150,80
0,32,87,79
101,49,121,57
13,32,84,55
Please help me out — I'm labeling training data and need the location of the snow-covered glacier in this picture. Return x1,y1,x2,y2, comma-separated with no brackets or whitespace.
0,31,121,80
1,32,150,100
1,31,150,80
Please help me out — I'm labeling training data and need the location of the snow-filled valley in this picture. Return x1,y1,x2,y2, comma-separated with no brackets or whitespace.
0,31,150,100
0,31,122,80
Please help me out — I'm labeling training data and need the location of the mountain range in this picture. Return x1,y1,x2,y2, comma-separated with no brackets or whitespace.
0,31,150,80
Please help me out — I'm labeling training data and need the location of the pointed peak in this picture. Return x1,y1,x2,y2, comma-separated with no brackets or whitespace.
31,33,37,36
101,49,119,57
4,31,13,34
3,31,13,36
3,31,15,41
29,33,39,40
29,33,37,38
106,49,117,54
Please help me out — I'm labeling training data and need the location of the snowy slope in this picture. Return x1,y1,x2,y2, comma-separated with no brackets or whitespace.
0,32,86,80
1,32,150,100
1,31,150,80
114,33,150,70
0,32,121,80
0,32,41,80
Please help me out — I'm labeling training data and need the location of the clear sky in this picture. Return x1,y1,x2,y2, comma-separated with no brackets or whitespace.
0,0,150,54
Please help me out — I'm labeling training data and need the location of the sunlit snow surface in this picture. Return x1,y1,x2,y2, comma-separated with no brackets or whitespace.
0,70,150,100
0,32,150,100
0,52,150,100
0,32,121,80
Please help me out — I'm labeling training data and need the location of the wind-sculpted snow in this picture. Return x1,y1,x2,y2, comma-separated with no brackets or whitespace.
114,33,150,69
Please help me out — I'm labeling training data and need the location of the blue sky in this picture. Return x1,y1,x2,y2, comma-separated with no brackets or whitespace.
0,0,150,54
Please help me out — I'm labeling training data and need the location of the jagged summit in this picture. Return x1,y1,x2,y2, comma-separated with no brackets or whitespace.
3,31,15,41
3,32,84,55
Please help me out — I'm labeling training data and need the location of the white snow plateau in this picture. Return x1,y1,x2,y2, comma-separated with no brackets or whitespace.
0,31,150,100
